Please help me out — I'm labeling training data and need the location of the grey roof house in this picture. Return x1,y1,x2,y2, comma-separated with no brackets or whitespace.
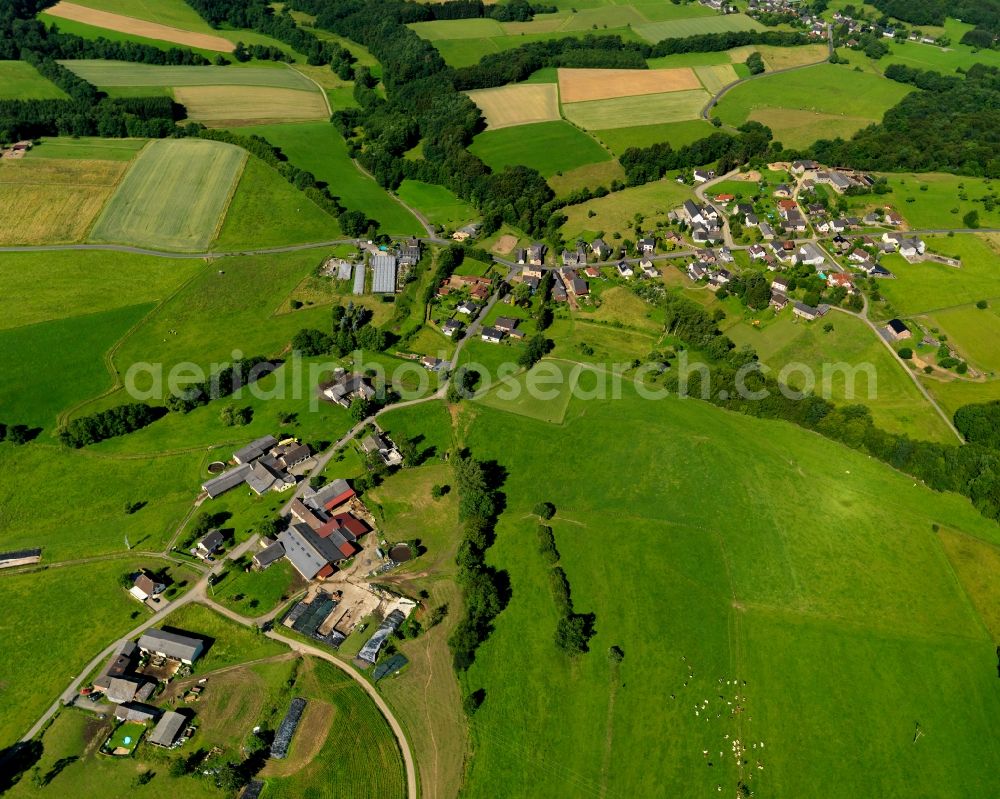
137,629,205,664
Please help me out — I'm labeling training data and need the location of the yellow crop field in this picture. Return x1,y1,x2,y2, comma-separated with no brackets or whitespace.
45,1,235,51
465,84,560,129
173,86,330,126
562,89,709,130
557,67,701,103
694,64,739,94
0,158,126,245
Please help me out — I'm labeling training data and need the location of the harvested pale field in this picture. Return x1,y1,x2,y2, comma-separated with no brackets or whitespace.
174,86,329,126
45,1,235,51
0,158,125,245
557,67,700,103
562,88,708,130
755,43,830,71
60,60,317,90
694,63,738,93
466,83,560,129
90,139,246,251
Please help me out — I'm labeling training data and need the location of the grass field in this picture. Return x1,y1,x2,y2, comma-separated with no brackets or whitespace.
214,559,303,617
452,380,1000,798
469,120,610,177
557,66,700,103
634,12,762,42
714,64,912,146
560,177,694,239
724,311,955,441
0,60,66,100
928,305,1000,374
693,63,738,93
90,139,246,251
594,118,716,154
0,249,202,330
25,136,146,161
64,0,216,33
563,89,709,129
466,83,560,129
0,157,127,245
0,303,152,430
548,159,626,195
235,122,422,234
843,173,1000,230
175,85,328,125
879,235,1000,316
45,1,235,51
60,61,317,89
0,557,192,747
396,179,478,230
214,156,337,249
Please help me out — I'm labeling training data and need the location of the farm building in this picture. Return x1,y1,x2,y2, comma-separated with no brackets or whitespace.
279,521,360,581
0,548,42,569
253,540,286,570
352,262,366,295
885,319,911,341
371,253,398,294
793,302,821,321
322,373,375,408
358,609,407,664
148,711,187,748
201,463,252,499
302,477,355,512
271,698,307,759
115,703,159,723
137,629,204,664
233,436,279,464
360,432,403,466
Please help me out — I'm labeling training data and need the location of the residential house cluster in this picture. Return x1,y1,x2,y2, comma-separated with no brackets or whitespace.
201,436,312,500
881,231,927,261
679,199,724,244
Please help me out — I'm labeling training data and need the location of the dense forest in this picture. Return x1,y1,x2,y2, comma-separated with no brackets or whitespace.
807,64,1000,176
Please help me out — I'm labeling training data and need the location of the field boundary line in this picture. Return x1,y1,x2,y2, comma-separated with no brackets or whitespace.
289,63,333,116
208,150,250,247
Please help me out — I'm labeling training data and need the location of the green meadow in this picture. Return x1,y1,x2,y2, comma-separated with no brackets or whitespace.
0,250,203,330
844,173,1000,230
714,64,912,146
469,120,611,176
560,177,694,240
634,13,763,43
879,234,1000,316
0,60,67,100
213,156,338,250
724,311,955,442
395,179,478,230
235,122,423,235
0,303,152,431
594,118,717,155
25,135,147,161
929,305,1000,374
451,379,1000,798
60,60,318,90
563,89,709,129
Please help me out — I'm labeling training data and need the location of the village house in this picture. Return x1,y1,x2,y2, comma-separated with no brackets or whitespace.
196,530,224,559
793,302,821,321
481,326,504,344
687,263,707,281
771,276,790,293
452,223,481,241
885,210,904,226
494,316,523,336
639,237,656,254
421,355,444,371
748,244,767,261
527,243,546,266
360,431,403,467
693,169,715,183
791,159,819,174
758,221,776,240
253,540,286,570
827,272,855,292
322,373,376,408
882,232,926,258
591,238,611,260
130,572,165,603
640,259,658,278
616,261,634,278
815,171,853,193
796,242,826,267
456,300,479,316
773,184,793,199
442,319,463,337
771,290,789,310
745,212,759,227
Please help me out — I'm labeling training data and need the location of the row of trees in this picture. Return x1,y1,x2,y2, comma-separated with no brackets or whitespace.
448,453,507,671
536,509,596,654
183,0,356,77
166,355,274,413
870,0,999,32
619,122,775,185
57,403,165,448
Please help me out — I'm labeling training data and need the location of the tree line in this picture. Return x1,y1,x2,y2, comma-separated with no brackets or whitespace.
166,355,274,413
182,0,356,77
449,453,507,671
291,302,388,356
57,403,165,448
536,510,596,655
